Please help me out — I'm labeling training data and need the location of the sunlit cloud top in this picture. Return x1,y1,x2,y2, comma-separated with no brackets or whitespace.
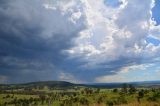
0,0,160,83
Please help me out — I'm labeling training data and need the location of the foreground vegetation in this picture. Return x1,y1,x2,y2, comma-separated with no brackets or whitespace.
0,83,160,106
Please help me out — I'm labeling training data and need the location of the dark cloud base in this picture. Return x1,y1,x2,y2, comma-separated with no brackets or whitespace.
0,0,160,83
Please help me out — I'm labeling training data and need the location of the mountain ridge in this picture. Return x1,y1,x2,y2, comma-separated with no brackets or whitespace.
0,80,160,89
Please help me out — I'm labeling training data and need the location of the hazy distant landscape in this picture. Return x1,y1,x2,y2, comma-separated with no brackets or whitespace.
0,81,160,106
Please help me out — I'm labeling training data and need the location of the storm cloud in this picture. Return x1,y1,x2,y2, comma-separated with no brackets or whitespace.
0,0,160,83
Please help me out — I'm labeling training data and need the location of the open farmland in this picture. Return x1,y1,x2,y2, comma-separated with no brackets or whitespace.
0,81,160,106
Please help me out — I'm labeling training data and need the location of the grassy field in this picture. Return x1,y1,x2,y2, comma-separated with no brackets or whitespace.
0,83,160,106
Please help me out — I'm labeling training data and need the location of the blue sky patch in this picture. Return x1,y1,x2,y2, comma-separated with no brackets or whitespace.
146,36,160,46
152,0,160,25
104,0,122,8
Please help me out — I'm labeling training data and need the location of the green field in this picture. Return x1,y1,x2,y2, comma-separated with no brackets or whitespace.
0,83,160,106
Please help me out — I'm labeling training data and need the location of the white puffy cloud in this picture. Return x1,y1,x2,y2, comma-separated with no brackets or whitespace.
63,0,160,82
66,0,160,63
150,24,160,40
0,0,160,83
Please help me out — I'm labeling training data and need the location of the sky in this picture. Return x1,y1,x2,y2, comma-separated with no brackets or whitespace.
0,0,160,84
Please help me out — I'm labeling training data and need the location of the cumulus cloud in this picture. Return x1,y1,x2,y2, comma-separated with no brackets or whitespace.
0,0,160,83
0,0,87,83
64,0,160,82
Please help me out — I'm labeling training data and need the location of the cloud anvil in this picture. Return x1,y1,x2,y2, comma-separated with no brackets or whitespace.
0,0,160,83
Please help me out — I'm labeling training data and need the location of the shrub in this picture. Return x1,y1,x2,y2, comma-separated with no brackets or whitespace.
97,96,105,104
116,96,128,104
106,100,114,106
113,88,118,93
79,97,89,105
138,90,144,98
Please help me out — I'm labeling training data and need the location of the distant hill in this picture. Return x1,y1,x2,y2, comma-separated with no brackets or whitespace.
0,81,84,90
22,81,76,88
1,80,160,90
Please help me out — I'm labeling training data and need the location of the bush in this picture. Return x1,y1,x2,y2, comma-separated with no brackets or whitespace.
106,100,114,106
97,96,105,104
79,97,89,105
147,96,157,101
147,91,160,102
138,90,144,98
116,96,128,104
113,88,118,93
